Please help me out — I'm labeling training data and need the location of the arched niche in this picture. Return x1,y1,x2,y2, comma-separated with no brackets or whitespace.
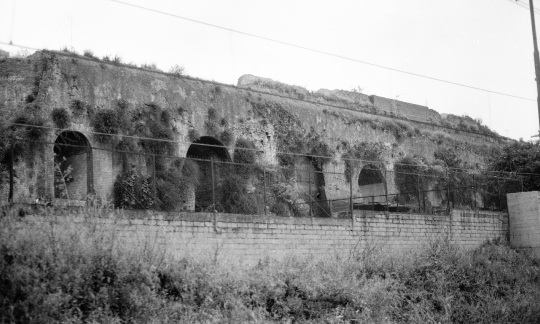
358,164,386,203
186,136,231,211
186,136,231,161
53,131,93,200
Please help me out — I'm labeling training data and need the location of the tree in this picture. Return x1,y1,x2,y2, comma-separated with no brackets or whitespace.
489,140,540,191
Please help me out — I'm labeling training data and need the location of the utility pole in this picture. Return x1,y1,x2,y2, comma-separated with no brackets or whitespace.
529,0,540,131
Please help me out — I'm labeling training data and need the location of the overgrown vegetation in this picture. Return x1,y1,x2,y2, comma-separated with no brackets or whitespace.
50,107,70,129
250,99,334,169
342,141,385,182
113,166,154,209
489,139,540,191
1,210,539,323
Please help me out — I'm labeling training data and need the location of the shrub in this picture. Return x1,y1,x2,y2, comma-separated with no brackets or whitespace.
270,202,290,216
168,64,185,76
51,107,70,129
83,50,97,60
155,159,200,211
112,55,122,65
11,111,46,142
113,167,154,209
308,135,334,170
233,138,256,165
434,147,461,168
1,213,540,323
219,173,258,214
70,99,87,114
91,109,120,143
429,130,452,145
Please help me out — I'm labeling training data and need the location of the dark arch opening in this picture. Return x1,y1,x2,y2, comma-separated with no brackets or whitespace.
358,164,384,186
186,136,230,211
53,131,93,199
358,164,386,204
186,136,231,161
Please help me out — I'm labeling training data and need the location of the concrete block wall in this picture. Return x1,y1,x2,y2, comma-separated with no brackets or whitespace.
19,209,507,265
507,191,540,255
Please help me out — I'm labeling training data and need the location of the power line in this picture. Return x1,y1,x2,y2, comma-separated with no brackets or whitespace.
506,0,540,14
106,0,535,102
0,120,529,177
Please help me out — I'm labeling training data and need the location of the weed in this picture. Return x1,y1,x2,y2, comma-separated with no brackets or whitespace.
70,99,87,114
1,212,539,323
83,50,97,60
51,107,70,129
112,55,122,65
91,109,120,143
168,64,185,76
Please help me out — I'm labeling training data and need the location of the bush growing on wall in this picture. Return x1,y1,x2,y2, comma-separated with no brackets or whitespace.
155,159,200,211
51,107,70,129
233,138,257,168
91,109,120,143
219,174,258,214
307,134,334,170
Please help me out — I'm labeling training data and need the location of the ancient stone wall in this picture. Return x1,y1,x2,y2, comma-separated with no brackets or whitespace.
0,51,505,210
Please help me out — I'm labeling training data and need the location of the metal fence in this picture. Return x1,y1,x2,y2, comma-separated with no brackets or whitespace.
0,137,530,217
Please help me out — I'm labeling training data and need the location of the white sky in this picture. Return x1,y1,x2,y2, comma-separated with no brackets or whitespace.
1,0,539,140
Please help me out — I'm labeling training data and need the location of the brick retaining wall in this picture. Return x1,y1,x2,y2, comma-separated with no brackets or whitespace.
18,209,507,265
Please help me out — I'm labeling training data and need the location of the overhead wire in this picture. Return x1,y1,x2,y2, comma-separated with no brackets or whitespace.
103,0,535,102
506,0,540,14
0,120,530,178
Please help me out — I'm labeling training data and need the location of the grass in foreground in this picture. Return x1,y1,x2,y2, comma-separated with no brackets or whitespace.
1,207,540,323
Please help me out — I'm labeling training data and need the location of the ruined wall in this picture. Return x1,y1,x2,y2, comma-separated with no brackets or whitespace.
0,51,504,209
18,209,508,264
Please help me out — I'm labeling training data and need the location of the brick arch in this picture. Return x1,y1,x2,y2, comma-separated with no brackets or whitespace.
53,131,94,200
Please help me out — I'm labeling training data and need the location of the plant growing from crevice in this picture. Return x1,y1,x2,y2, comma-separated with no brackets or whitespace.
233,138,257,174
51,107,70,129
307,133,334,170
91,109,120,143
204,108,220,137
70,99,87,115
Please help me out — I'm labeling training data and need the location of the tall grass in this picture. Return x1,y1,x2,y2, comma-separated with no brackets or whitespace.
1,206,540,323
